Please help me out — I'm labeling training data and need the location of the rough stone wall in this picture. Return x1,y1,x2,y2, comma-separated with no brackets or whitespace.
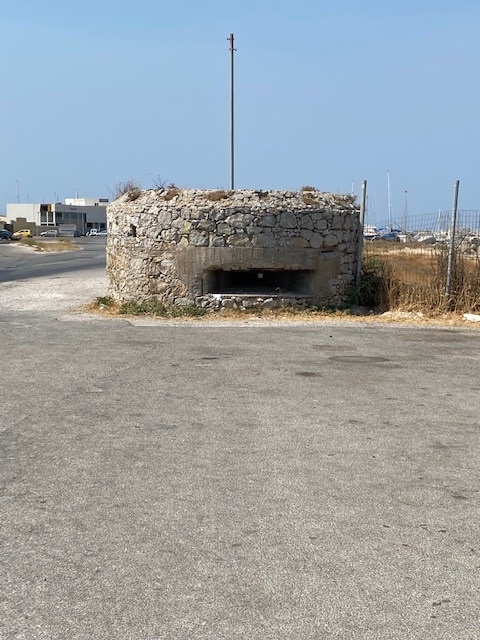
107,188,360,310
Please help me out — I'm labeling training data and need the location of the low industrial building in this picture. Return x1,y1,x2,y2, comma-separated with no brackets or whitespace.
5,197,108,235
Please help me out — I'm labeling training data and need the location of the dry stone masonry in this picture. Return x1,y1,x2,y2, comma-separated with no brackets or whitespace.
107,188,360,310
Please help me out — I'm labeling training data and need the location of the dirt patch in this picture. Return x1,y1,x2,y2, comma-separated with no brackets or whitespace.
20,238,79,252
84,300,479,328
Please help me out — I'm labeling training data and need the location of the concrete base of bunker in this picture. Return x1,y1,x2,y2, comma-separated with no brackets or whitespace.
106,188,360,311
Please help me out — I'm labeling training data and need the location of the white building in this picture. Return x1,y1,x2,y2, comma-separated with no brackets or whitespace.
64,197,109,207
6,198,108,235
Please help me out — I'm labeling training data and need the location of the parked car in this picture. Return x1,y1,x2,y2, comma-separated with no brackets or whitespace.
372,231,400,242
87,228,107,236
11,229,33,240
0,229,12,240
414,234,437,244
381,231,401,242
40,229,59,237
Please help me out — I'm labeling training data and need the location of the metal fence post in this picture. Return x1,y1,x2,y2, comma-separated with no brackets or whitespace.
356,180,367,288
445,180,460,300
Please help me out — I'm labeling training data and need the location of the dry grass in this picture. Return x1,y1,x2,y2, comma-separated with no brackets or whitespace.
111,180,142,200
125,188,142,202
205,190,232,202
21,238,78,252
164,188,181,201
84,296,479,328
363,244,480,313
300,186,318,206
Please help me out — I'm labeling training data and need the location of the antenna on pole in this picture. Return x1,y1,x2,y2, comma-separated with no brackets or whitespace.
16,179,20,203
228,33,236,190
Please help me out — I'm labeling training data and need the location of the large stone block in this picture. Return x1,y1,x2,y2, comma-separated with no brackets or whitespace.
279,211,297,229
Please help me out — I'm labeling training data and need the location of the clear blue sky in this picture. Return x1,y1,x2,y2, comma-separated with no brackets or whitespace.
1,0,479,224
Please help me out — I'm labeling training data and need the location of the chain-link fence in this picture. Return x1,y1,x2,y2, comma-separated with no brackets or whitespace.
364,210,480,251
360,210,480,312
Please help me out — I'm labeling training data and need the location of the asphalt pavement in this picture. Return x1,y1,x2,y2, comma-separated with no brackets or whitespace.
0,236,107,282
1,243,479,639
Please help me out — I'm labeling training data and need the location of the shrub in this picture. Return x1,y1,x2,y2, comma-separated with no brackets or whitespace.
347,256,390,309
152,176,168,189
126,188,142,202
112,180,142,200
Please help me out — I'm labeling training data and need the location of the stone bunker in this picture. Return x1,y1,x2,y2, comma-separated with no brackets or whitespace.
107,188,360,310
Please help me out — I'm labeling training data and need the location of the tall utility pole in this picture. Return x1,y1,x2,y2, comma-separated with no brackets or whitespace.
356,180,367,288
445,180,460,301
228,33,236,190
387,170,393,230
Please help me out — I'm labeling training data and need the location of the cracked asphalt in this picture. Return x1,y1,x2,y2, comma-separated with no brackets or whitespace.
1,240,479,639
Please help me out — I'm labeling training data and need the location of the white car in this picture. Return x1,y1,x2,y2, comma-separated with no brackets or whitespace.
40,229,58,237
87,229,107,236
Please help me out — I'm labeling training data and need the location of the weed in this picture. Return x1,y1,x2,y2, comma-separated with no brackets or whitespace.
119,299,168,316
308,304,352,315
118,298,207,318
171,304,207,317
95,296,115,307
347,256,390,309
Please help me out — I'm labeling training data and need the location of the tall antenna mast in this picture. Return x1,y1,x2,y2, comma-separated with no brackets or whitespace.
228,33,236,190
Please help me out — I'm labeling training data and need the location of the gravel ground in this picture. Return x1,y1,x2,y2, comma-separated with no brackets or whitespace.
0,274,106,312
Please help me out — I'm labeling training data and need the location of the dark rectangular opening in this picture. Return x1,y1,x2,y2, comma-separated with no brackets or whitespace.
205,269,314,296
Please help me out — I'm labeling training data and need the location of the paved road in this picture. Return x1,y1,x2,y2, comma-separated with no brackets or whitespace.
1,249,479,639
0,236,106,282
